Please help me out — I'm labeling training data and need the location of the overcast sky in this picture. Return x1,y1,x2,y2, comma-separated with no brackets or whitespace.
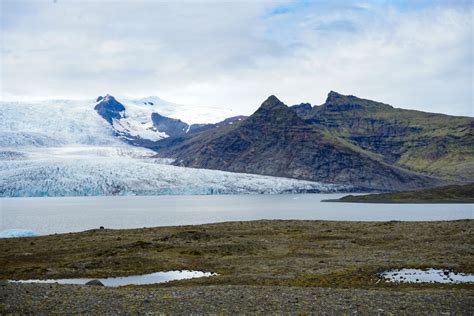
1,0,472,116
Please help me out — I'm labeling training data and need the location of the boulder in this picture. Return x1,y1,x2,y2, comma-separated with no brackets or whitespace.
85,279,104,286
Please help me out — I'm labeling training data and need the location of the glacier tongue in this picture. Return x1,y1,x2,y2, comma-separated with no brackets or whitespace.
0,146,349,197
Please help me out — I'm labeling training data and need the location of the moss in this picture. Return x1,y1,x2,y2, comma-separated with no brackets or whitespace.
0,220,472,289
331,183,474,203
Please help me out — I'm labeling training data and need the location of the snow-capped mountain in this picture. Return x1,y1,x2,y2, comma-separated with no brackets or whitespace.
94,95,245,143
0,95,349,197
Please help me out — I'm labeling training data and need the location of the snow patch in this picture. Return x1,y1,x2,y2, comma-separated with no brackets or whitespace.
380,268,474,284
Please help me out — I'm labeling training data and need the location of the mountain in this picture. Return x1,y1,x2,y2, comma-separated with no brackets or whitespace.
95,95,247,142
151,93,472,191
2,96,347,197
2,92,471,195
303,91,474,182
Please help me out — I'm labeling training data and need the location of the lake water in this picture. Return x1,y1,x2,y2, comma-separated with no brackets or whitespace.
1,194,472,236
10,270,217,287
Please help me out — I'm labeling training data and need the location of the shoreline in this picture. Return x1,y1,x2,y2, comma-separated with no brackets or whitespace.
323,199,474,204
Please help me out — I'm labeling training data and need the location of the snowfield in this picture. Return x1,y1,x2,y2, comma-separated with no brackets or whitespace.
121,96,235,124
0,97,350,197
381,269,474,284
0,99,119,147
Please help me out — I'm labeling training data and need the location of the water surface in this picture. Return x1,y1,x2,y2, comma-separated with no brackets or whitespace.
1,194,472,236
10,270,216,287
381,269,474,284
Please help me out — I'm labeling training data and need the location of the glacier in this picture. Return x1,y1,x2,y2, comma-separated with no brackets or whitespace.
0,147,349,197
0,97,350,197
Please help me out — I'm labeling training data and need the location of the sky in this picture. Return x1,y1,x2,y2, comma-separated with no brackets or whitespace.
0,0,473,116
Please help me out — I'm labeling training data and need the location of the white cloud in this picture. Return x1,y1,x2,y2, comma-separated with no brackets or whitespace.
1,0,472,116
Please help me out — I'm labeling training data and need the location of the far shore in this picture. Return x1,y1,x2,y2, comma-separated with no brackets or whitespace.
325,183,474,204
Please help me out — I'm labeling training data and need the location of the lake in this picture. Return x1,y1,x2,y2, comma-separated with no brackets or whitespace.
1,194,472,236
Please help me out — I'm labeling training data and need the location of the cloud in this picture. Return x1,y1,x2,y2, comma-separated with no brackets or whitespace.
0,0,472,116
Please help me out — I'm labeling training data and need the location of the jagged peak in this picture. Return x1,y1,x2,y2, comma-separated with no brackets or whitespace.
94,94,125,118
260,95,286,110
246,95,305,126
325,90,348,103
323,91,393,112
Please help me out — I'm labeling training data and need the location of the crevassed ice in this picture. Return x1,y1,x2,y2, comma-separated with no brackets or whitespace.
0,154,349,197
0,229,38,238
0,100,120,146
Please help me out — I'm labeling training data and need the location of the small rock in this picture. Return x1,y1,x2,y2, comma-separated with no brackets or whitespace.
86,279,104,286
99,226,105,230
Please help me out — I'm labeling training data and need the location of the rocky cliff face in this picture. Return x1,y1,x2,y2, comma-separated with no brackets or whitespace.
151,113,189,137
301,91,474,181
152,95,445,191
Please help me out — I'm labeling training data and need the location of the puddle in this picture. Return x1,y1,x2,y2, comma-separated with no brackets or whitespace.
380,268,474,284
10,270,217,287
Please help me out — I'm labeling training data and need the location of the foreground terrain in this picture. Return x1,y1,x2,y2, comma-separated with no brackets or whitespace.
329,183,474,203
1,220,473,313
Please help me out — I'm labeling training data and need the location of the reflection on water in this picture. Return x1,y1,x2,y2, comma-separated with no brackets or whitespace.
10,270,217,287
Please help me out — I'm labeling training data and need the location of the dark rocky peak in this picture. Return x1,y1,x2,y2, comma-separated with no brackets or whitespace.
151,112,189,137
259,95,287,111
325,90,345,103
248,95,304,126
94,94,125,124
96,96,103,102
322,91,392,112
290,103,312,118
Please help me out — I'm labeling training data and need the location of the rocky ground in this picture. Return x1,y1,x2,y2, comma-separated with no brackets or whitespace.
1,220,473,314
2,283,473,314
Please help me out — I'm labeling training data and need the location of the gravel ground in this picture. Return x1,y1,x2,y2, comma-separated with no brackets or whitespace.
1,283,473,314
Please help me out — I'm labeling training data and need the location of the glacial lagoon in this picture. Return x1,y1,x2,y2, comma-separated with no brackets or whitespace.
1,194,472,236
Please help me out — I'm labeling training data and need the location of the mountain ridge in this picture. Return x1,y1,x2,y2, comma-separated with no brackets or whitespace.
151,94,454,191
150,92,472,191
